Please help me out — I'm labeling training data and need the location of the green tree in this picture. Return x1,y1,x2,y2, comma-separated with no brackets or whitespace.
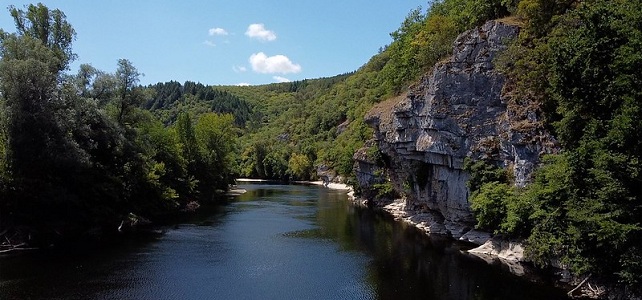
516,0,575,36
0,98,7,213
240,139,269,178
8,3,76,71
175,112,199,167
463,158,507,193
114,58,144,125
499,0,642,285
195,113,237,192
73,63,116,103
288,153,312,180
0,3,118,237
470,182,513,233
0,9,70,193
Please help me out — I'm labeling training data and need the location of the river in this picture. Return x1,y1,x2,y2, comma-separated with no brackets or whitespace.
0,183,569,299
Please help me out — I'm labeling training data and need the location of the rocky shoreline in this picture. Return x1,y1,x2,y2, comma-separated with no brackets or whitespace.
238,180,636,298
311,180,527,268
363,197,527,269
341,188,637,299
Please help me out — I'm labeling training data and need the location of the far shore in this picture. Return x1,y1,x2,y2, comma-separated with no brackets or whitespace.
299,181,352,191
235,178,351,190
235,178,272,182
234,178,354,198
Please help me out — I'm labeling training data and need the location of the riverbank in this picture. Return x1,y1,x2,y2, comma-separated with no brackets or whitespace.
375,199,525,264
325,187,533,276
299,180,352,190
235,178,272,182
336,189,637,299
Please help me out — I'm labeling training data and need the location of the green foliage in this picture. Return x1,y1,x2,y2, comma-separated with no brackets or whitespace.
114,58,144,125
175,112,199,166
0,7,78,233
469,182,514,233
195,113,238,192
497,0,642,285
288,153,312,180
8,3,76,71
463,158,508,193
372,181,397,200
536,0,641,283
516,0,575,36
465,158,531,236
432,0,513,30
137,112,194,205
619,247,642,286
145,81,252,127
174,111,238,197
518,155,576,269
381,8,429,93
0,98,8,201
0,4,238,244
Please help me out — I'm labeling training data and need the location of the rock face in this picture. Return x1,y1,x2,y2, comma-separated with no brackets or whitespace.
355,21,557,238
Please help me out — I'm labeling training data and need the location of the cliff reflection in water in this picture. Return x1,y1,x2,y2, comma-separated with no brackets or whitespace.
0,184,567,300
300,187,568,300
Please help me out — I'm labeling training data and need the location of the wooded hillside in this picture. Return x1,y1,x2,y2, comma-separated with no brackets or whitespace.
1,0,641,293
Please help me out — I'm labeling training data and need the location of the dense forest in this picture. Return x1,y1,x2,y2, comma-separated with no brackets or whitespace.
0,4,238,245
1,0,641,295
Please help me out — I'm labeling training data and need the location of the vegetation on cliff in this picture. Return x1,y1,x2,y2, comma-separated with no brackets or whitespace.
467,0,642,290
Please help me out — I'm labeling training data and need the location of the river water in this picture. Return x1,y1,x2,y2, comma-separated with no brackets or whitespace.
0,183,568,299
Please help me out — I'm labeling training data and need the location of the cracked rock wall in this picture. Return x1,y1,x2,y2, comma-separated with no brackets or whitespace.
355,20,557,235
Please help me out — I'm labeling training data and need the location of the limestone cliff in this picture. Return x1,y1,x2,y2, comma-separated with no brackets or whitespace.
354,20,557,239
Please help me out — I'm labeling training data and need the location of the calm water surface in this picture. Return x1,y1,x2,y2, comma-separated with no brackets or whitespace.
0,183,568,299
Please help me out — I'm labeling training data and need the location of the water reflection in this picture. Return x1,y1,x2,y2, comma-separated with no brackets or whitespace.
0,183,568,300
294,185,568,300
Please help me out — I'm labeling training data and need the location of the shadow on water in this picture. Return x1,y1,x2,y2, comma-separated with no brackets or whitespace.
0,183,569,300
286,186,569,300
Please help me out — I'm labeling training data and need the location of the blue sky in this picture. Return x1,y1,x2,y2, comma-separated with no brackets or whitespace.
1,1,428,86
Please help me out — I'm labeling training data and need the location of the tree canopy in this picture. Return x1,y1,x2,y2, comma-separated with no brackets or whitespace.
0,4,238,245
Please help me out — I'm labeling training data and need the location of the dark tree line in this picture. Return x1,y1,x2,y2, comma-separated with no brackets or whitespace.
0,4,237,246
145,81,253,127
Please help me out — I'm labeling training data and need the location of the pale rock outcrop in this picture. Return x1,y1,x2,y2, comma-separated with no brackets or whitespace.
466,238,527,275
355,20,557,257
468,238,525,262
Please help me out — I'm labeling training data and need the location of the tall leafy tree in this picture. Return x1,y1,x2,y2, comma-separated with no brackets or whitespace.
114,58,144,125
8,3,76,71
195,113,237,192
0,3,84,236
175,112,199,167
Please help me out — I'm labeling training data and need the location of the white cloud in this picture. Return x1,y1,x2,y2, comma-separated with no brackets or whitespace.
249,52,301,74
273,76,291,83
203,40,216,47
233,65,247,73
245,23,276,41
208,27,228,36
236,82,251,86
